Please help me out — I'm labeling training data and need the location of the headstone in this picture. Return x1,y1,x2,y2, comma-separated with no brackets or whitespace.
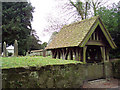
43,49,46,57
0,43,1,56
14,40,18,57
3,42,7,57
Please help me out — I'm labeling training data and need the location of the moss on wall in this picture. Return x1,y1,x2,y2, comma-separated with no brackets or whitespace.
2,62,114,88
111,60,120,79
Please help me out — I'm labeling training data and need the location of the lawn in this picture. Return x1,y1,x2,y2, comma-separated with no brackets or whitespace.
1,56,82,69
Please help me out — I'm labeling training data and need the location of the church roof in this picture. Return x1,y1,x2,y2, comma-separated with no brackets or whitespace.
46,16,116,49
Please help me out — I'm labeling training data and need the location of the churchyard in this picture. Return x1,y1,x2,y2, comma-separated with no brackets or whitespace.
1,0,120,88
1,16,120,88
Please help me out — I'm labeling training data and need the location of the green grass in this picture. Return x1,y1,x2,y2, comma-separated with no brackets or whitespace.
1,56,82,69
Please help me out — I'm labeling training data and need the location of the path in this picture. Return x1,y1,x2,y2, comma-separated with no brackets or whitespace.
82,78,120,89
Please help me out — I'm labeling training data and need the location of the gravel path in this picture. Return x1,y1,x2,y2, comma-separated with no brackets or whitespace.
82,78,120,89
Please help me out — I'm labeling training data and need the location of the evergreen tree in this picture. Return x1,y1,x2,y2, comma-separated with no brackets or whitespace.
2,2,34,55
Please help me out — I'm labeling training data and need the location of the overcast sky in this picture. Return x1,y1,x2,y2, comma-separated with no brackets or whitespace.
30,0,119,43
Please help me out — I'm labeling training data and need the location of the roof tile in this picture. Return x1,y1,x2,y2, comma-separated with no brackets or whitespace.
46,16,99,49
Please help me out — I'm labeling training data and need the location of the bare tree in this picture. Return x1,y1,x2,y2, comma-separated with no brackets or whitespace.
70,0,91,20
44,0,109,34
44,15,66,33
91,0,108,16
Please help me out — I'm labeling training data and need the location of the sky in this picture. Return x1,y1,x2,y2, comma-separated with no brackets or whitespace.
30,0,119,43
30,0,59,43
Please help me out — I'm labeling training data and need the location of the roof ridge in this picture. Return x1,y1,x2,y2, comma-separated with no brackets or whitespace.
63,16,99,28
46,15,100,49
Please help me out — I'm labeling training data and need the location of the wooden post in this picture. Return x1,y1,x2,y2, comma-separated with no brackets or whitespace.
62,48,66,60
54,50,57,59
73,48,76,60
93,32,96,40
59,49,63,59
75,48,79,61
79,48,82,61
56,49,58,59
81,49,83,61
51,50,54,58
65,48,69,60
106,47,109,61
69,48,73,60
83,46,87,64
57,49,60,59
43,49,46,57
51,49,56,58
58,50,61,59
100,47,106,62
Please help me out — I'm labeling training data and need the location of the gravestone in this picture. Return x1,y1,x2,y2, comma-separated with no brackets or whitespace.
0,43,1,56
3,42,7,57
43,49,46,57
14,40,18,57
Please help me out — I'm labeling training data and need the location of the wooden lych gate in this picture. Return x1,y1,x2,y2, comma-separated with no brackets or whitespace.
45,16,116,63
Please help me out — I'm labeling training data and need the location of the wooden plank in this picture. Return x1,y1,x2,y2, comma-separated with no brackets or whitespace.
96,32,99,41
86,40,105,46
93,32,96,40
83,46,87,64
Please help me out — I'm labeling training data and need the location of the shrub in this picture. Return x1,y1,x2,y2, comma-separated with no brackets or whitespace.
111,59,120,79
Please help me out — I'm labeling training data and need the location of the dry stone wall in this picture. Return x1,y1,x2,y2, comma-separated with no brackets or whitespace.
2,62,113,88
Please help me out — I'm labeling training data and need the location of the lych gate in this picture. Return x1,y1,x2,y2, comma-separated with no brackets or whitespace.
46,16,116,63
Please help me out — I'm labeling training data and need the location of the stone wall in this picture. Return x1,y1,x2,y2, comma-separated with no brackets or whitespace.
111,60,120,79
2,62,113,88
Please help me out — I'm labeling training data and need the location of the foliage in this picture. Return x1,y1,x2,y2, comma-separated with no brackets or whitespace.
26,30,42,51
2,2,34,55
111,59,120,79
41,42,47,49
2,56,82,69
96,2,120,58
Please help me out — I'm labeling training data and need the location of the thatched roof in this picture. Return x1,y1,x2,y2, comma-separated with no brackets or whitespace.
46,16,116,50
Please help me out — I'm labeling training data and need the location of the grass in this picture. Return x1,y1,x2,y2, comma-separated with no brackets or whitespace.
1,56,82,69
